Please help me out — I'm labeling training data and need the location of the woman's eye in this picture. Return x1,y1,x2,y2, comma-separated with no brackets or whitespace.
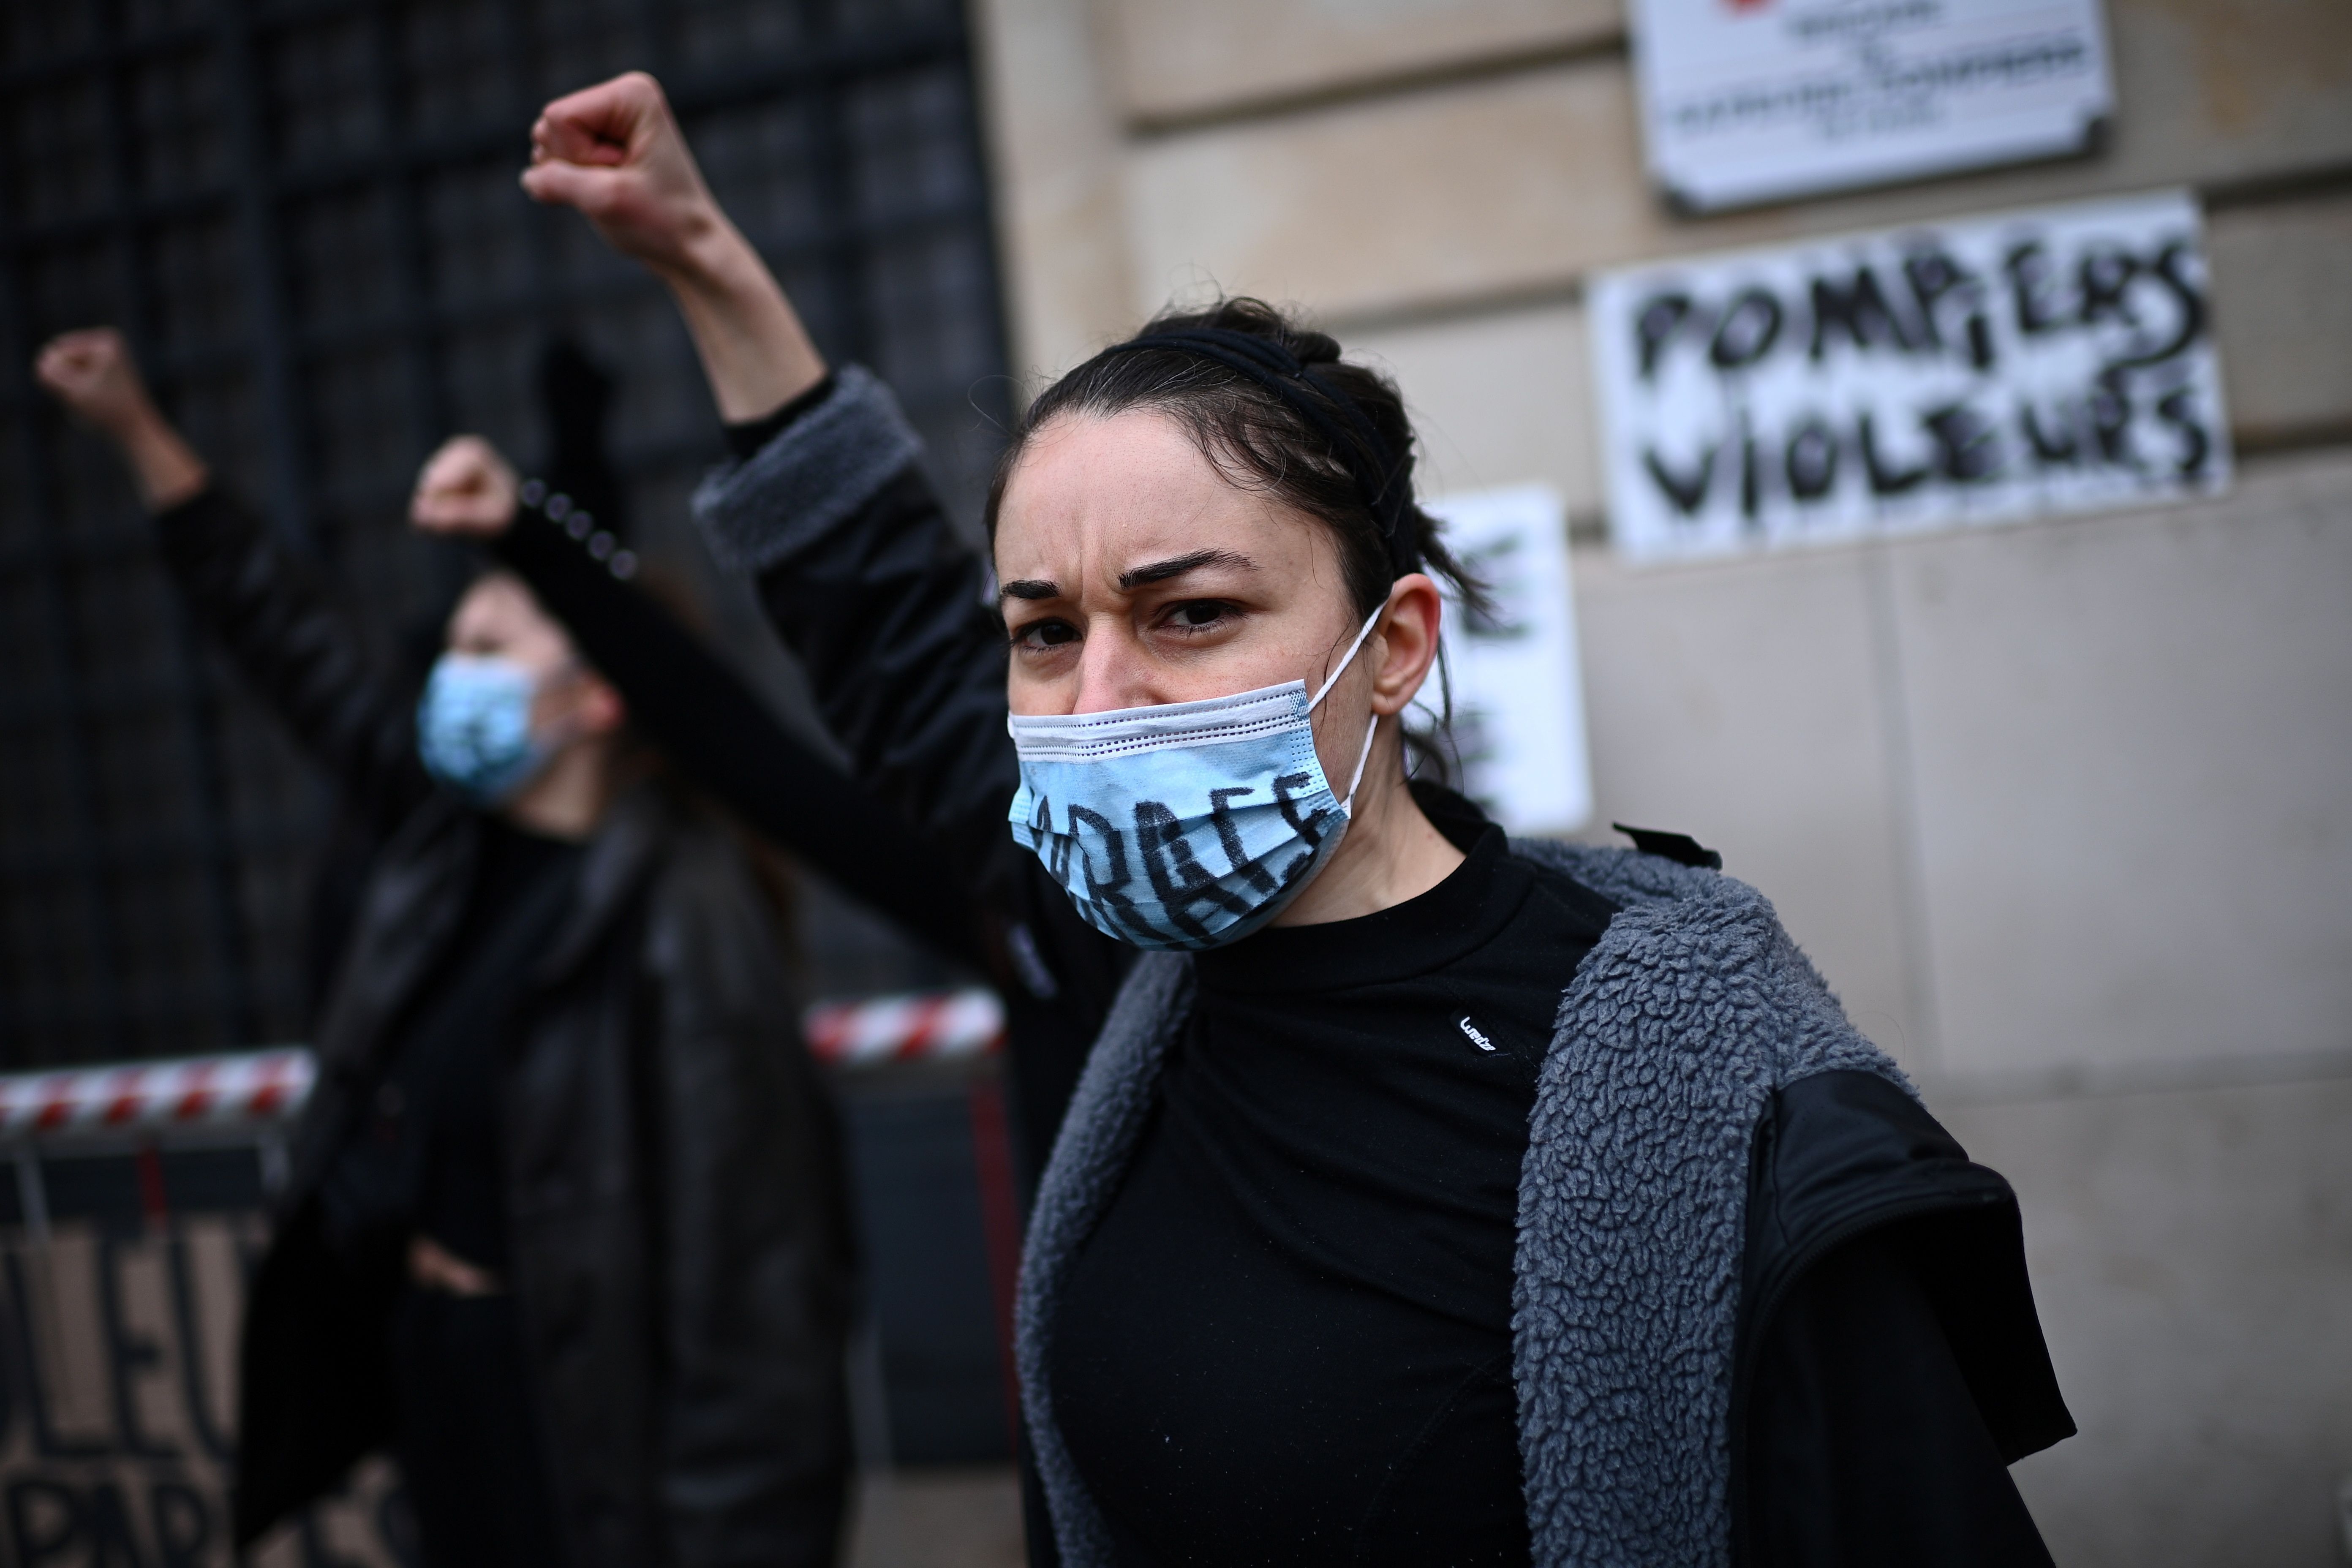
1013,618,1079,651
1163,600,1231,632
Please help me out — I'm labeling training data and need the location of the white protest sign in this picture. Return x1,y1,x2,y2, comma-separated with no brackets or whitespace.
1589,189,2230,564
1630,0,2115,211
1419,486,1593,835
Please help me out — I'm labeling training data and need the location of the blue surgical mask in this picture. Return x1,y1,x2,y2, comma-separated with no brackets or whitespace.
416,653,557,806
1007,610,1384,951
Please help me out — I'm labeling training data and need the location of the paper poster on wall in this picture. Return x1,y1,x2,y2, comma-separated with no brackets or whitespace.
0,1217,405,1568
1589,188,2230,565
1629,0,2115,212
1417,486,1592,835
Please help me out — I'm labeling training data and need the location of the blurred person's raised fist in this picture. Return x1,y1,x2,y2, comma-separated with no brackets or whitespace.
35,327,155,436
521,73,720,275
34,327,207,509
412,435,521,539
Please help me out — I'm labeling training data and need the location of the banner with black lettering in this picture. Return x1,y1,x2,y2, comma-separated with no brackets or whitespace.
1589,189,2230,564
0,1219,402,1568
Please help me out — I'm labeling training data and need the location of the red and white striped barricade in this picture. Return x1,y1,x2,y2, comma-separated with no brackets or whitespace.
803,988,1006,1070
0,1047,317,1147
0,988,1001,1228
0,984,1003,1150
0,1046,316,1233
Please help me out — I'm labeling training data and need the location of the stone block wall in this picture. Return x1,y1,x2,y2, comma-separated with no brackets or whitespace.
966,1,2352,1558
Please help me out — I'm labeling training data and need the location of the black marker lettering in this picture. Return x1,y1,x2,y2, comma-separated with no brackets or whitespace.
1965,310,1996,371
100,1236,177,1459
1207,787,1280,895
2020,400,2079,466
1135,801,1252,945
1924,402,2001,483
2109,239,2206,368
1635,292,1697,380
1810,266,1916,360
5,1479,81,1568
2006,242,2064,336
85,1482,145,1568
1067,805,1159,943
1710,288,1783,370
150,1483,212,1568
1901,248,1974,350
1644,444,1717,515
1859,413,1930,497
1271,771,1329,851
1784,419,1840,501
2077,244,2141,328
2087,374,2138,467
2155,387,2213,477
1738,410,1762,523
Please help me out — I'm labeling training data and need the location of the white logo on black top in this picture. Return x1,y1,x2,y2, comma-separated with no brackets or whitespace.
1457,1016,1496,1052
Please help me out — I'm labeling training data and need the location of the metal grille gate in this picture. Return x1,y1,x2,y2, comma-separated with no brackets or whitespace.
0,0,1011,1068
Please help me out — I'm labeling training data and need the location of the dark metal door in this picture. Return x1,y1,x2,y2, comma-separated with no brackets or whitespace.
0,0,1012,1066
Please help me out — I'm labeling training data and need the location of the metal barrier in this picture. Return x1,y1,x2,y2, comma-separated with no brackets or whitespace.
0,1051,315,1143
804,989,1005,1070
0,1051,315,1244
0,988,1001,1167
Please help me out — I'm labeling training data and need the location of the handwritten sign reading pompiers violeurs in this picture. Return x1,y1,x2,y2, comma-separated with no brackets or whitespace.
1589,190,2230,564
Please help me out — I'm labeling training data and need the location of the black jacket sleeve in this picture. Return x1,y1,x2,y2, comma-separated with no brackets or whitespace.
154,487,433,835
1746,1231,2056,1567
690,370,1133,1178
690,368,1034,908
488,502,985,968
1735,1070,2072,1567
751,467,1023,904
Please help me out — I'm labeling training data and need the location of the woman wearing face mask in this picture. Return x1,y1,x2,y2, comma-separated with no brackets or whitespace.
528,73,2074,1568
35,329,860,1568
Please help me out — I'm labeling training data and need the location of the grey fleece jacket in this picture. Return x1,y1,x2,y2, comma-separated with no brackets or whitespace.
1013,840,1905,1568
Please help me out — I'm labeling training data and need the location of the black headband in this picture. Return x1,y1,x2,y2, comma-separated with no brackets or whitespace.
1100,327,1418,577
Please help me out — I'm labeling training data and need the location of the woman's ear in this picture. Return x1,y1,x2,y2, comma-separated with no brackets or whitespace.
1369,573,1446,717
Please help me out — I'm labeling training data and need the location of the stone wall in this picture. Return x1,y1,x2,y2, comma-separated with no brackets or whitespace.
966,0,2352,1559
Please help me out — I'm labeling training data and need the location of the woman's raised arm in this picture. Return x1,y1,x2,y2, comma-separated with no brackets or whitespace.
519,72,826,425
521,74,1032,904
35,329,432,833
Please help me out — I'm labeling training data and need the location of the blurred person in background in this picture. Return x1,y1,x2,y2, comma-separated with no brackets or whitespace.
35,327,855,1568
522,71,2076,1568
397,432,1114,1200
300,341,626,1024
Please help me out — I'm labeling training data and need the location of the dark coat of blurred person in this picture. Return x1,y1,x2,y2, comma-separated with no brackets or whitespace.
35,328,856,1568
299,339,628,1022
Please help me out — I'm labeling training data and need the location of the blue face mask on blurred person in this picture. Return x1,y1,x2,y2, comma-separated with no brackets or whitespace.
416,654,557,807
1007,609,1384,952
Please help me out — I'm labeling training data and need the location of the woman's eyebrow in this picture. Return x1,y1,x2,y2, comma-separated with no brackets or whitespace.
1117,547,1256,590
999,578,1061,602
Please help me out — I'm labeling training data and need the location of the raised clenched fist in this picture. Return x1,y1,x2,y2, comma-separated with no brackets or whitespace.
35,327,155,436
33,327,208,509
520,71,825,421
520,72,720,275
411,435,521,539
